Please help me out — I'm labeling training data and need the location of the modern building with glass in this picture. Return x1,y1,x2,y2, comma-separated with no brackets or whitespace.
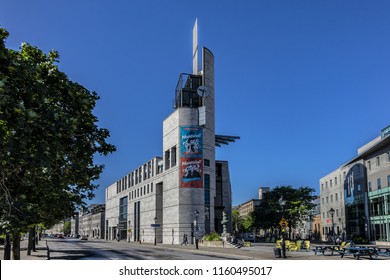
320,125,390,245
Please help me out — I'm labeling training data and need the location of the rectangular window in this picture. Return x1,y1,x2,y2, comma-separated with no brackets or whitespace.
322,198,324,204
204,159,210,167
165,150,170,170
378,178,382,190
151,183,153,193
368,182,372,192
367,161,371,170
326,182,328,188
377,157,380,167
387,175,390,187
326,197,328,203
171,146,177,167
321,183,324,191
331,195,333,202
335,193,338,201
330,180,333,187
335,177,337,185
358,184,361,192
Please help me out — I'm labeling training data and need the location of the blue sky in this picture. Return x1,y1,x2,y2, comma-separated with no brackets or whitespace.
1,0,389,206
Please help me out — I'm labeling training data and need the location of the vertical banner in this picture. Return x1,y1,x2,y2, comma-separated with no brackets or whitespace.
180,126,203,188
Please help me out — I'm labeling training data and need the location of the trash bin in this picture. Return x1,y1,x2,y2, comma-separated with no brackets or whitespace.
274,248,281,258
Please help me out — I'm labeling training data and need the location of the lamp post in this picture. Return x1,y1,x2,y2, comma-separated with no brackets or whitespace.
338,218,344,242
194,210,199,249
154,217,157,246
328,208,335,244
278,196,287,259
128,220,131,243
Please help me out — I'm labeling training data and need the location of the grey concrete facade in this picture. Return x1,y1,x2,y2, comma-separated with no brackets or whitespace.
105,28,233,245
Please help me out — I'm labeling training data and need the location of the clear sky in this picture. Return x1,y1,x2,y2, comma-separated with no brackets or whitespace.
1,0,389,206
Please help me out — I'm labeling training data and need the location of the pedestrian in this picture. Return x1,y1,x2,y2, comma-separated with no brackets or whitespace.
181,234,188,245
117,233,120,242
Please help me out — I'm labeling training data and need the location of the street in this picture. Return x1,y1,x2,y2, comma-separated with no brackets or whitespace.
44,237,245,260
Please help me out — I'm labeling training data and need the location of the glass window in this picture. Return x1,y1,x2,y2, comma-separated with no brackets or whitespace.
204,159,210,166
378,178,382,190
369,182,372,192
387,175,390,187
377,157,380,167
367,161,371,170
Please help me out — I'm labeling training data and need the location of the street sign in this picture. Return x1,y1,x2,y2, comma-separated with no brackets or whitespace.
151,224,161,228
279,218,288,228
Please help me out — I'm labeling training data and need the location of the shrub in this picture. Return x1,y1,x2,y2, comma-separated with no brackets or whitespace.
202,233,221,241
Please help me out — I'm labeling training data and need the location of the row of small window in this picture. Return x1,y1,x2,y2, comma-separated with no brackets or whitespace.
368,175,390,191
322,208,343,219
116,160,157,194
128,183,154,201
367,153,390,171
322,192,342,204
321,174,344,190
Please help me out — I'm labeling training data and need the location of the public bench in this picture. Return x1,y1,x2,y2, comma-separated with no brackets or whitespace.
338,246,377,260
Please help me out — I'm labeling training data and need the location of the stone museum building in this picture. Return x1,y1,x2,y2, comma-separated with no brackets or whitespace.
104,21,237,244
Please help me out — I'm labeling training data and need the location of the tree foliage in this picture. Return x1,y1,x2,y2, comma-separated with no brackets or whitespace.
0,28,116,258
252,186,316,236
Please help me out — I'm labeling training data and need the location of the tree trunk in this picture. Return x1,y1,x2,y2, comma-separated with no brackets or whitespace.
3,233,11,260
12,230,21,260
32,226,36,251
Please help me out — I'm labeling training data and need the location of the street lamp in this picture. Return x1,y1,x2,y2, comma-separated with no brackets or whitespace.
154,217,157,246
278,196,287,258
328,208,335,244
128,220,131,243
194,210,199,249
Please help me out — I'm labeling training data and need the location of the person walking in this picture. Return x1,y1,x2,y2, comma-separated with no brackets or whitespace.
181,234,188,245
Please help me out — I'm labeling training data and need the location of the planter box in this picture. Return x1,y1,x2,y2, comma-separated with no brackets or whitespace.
199,240,224,248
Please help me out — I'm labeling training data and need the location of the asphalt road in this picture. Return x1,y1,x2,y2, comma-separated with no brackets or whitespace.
45,238,246,260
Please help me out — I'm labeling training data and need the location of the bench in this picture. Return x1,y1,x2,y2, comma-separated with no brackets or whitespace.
339,247,377,260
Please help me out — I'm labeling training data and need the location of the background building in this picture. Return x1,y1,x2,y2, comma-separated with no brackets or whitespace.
320,125,390,245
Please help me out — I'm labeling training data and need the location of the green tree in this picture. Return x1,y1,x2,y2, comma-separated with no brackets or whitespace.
253,186,316,239
0,28,116,259
63,221,71,235
232,208,243,234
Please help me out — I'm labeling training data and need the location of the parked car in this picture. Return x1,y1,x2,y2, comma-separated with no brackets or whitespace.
79,235,88,240
240,233,256,242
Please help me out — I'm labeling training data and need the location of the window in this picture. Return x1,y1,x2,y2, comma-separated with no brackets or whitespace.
331,195,333,202
378,178,382,190
387,175,390,187
165,150,170,170
326,182,328,188
367,161,371,170
377,157,380,167
326,197,328,203
330,180,333,187
336,209,339,217
322,198,324,204
335,193,338,201
204,159,210,167
335,177,337,185
357,184,361,192
151,183,153,193
368,182,372,192
388,152,390,162
321,183,324,191
171,146,177,167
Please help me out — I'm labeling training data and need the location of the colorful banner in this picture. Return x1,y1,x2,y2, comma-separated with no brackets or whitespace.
180,126,203,188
